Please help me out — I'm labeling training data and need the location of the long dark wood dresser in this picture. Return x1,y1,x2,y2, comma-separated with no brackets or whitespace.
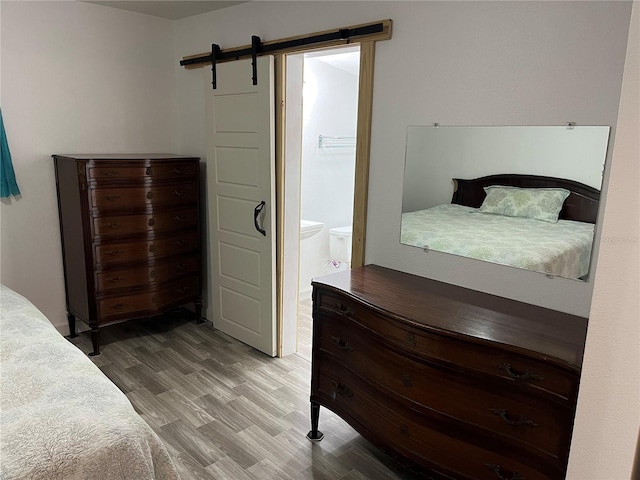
308,265,588,480
53,154,202,356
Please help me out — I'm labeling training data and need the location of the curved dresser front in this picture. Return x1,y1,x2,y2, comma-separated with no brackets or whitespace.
308,265,588,480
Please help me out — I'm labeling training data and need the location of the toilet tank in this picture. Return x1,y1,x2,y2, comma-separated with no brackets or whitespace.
329,226,352,264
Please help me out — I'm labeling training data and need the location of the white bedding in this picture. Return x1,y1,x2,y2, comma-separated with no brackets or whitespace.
401,204,595,278
0,285,180,480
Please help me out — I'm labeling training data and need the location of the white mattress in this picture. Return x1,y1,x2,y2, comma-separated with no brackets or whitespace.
0,285,180,480
401,204,594,278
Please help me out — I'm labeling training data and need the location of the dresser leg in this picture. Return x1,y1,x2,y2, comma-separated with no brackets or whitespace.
306,401,324,442
88,328,101,356
66,312,78,338
195,299,205,324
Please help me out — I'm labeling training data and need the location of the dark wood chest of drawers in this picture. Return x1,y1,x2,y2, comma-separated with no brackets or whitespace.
308,265,588,480
53,154,202,355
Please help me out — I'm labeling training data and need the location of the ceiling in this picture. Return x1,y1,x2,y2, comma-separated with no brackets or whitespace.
83,1,247,20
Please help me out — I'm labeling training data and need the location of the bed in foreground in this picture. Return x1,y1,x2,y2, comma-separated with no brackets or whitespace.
0,285,180,480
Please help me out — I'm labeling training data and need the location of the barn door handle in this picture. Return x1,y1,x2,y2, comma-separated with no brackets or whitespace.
254,201,266,236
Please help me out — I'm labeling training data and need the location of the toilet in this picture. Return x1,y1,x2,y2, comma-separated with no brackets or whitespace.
329,226,353,264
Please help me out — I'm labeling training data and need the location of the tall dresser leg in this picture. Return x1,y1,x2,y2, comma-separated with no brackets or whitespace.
89,328,101,356
66,312,78,338
306,401,324,442
195,299,205,324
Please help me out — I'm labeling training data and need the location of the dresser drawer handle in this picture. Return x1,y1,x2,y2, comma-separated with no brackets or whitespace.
146,167,153,176
146,191,154,199
173,189,184,196
331,336,354,352
176,240,185,247
172,168,184,175
152,295,158,304
109,303,126,310
405,332,416,347
106,277,122,284
149,270,156,278
103,170,119,177
177,287,188,294
105,250,125,256
402,375,413,388
108,223,122,229
148,218,155,226
335,303,354,317
177,263,186,270
330,381,353,398
175,214,185,222
498,363,543,382
149,244,156,253
490,409,538,428
105,195,120,201
486,464,524,480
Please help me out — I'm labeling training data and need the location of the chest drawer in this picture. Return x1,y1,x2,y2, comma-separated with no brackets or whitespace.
97,276,199,321
90,183,198,210
88,163,198,182
315,363,559,480
316,290,578,402
95,232,199,266
96,255,199,293
93,209,198,238
316,314,571,460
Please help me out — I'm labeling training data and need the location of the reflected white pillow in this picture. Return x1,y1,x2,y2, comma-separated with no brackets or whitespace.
479,186,570,223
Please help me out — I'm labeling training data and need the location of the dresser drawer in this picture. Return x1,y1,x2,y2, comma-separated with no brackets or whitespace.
90,182,198,210
315,364,558,480
97,276,199,321
316,314,571,460
315,290,578,402
95,232,199,266
88,163,198,181
93,209,198,237
96,255,199,293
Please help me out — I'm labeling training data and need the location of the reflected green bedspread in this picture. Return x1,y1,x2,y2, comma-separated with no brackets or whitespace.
401,204,594,278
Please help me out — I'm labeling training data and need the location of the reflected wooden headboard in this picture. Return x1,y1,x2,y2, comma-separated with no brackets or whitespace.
451,174,601,223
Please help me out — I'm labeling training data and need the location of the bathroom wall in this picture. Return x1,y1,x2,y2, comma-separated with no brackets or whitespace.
298,56,359,298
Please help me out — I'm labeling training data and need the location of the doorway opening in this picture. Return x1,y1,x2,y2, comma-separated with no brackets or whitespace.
281,45,361,359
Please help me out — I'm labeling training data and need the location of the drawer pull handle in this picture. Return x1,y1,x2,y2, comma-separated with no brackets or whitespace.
177,263,186,270
490,409,538,428
330,381,353,398
106,250,124,256
103,170,119,177
109,303,126,310
402,375,413,388
176,240,185,247
172,168,184,175
331,336,354,352
177,287,188,294
105,195,120,201
150,270,156,278
498,363,543,382
146,167,153,176
149,244,156,253
174,189,184,196
335,303,354,317
146,191,154,199
175,215,184,222
106,277,122,283
152,295,158,304
148,218,155,226
486,464,524,480
405,332,416,347
108,223,121,229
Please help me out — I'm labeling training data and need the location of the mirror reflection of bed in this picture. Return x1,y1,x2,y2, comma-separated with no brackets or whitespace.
400,126,611,280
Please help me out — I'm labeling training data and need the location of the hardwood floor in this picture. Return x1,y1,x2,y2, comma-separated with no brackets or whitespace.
69,311,421,480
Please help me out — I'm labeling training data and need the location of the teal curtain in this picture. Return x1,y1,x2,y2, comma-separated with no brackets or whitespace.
1,109,20,198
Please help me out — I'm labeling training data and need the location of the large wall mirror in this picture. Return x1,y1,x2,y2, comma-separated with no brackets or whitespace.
401,125,610,281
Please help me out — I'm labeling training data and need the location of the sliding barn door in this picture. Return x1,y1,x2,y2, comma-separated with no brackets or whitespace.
207,56,276,356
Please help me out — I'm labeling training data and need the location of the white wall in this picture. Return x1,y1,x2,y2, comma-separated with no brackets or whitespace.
567,2,639,477
173,1,630,319
0,1,177,332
